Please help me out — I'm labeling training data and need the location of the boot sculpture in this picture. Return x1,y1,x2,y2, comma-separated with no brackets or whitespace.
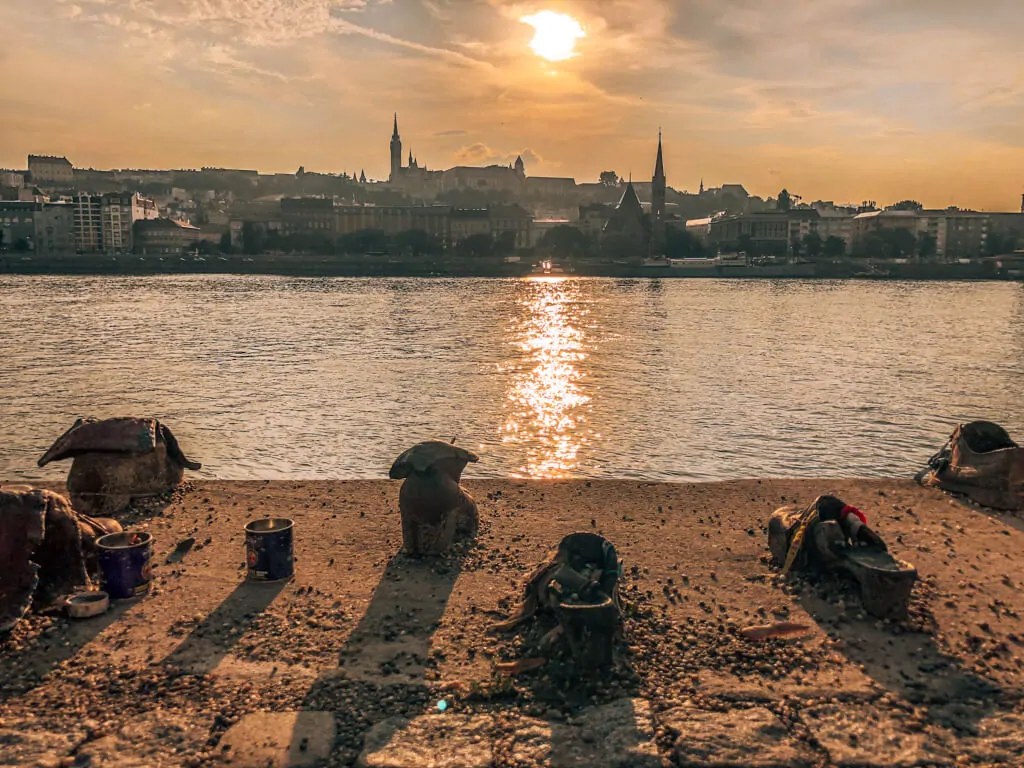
769,494,917,620
389,439,478,555
916,421,1024,511
0,488,118,632
38,417,201,516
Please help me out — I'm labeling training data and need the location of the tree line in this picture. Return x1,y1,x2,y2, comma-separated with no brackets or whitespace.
225,226,521,259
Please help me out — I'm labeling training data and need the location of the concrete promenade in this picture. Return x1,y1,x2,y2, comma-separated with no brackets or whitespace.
1,478,1022,767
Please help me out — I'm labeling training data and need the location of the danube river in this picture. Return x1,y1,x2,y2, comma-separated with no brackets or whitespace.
2,276,1022,481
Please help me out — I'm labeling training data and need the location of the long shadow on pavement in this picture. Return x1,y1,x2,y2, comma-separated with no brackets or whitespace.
799,574,1001,730
298,548,467,765
163,579,287,674
0,599,136,704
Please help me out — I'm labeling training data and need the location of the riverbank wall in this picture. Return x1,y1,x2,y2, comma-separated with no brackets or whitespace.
2,252,1020,280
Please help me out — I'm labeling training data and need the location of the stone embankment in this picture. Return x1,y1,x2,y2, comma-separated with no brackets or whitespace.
1,479,1022,767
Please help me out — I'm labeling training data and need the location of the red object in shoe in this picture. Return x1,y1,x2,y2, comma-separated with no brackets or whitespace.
840,505,867,525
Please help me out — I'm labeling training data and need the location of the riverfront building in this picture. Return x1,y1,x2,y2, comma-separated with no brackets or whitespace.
133,218,202,255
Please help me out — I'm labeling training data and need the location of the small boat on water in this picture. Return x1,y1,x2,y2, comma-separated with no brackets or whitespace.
531,259,570,275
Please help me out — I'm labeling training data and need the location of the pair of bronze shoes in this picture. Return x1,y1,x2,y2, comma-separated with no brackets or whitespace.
769,495,917,619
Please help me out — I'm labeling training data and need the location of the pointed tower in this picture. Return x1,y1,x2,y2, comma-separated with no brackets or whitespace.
389,113,402,182
359,169,366,184
699,178,704,195
514,154,525,179
651,130,667,255
604,177,646,248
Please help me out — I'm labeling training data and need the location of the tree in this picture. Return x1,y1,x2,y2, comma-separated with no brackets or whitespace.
394,229,442,258
241,222,266,254
823,235,846,259
986,230,1021,257
664,226,707,259
339,228,388,255
802,231,823,259
776,189,792,212
218,231,233,254
599,171,620,187
12,238,30,253
888,200,923,212
856,228,916,260
917,233,938,261
456,233,494,258
495,230,518,257
884,228,917,259
858,201,878,213
600,232,642,260
540,225,589,257
735,233,760,258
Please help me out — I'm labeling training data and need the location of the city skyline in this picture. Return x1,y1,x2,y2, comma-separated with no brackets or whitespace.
2,1,1023,210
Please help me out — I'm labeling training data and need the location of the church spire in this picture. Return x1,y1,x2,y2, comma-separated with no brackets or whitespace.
390,113,402,182
651,129,667,255
653,128,664,182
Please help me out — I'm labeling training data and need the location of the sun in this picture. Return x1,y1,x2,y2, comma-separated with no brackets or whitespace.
521,11,585,62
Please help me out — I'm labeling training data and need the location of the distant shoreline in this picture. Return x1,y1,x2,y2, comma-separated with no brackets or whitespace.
1,253,1020,281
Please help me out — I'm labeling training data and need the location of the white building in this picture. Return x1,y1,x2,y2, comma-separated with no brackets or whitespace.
73,194,103,253
101,192,158,253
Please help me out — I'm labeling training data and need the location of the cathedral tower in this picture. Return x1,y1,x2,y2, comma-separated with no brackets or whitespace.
651,130,667,254
390,113,402,182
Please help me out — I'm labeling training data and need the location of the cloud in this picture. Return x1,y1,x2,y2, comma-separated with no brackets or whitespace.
3,0,1024,208
452,143,543,168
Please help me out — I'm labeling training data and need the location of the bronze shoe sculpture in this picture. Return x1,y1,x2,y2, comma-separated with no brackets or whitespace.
388,439,479,555
916,421,1024,511
493,532,622,669
1,488,94,632
38,417,201,516
769,495,917,620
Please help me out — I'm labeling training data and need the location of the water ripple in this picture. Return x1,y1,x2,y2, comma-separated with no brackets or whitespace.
1,275,1022,481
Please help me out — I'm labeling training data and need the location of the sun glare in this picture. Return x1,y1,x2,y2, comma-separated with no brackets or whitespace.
521,11,585,62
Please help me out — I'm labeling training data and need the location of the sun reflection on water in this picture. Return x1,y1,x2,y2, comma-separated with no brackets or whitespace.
503,278,592,477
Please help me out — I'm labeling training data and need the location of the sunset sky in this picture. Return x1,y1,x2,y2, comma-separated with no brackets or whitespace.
2,0,1022,210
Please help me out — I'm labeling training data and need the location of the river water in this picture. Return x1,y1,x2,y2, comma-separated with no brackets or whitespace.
1,276,1022,481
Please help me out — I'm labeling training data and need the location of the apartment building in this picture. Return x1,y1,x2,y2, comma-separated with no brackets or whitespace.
101,192,158,253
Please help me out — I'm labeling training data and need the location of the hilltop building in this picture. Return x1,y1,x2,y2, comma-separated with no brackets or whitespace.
386,114,577,200
28,155,74,186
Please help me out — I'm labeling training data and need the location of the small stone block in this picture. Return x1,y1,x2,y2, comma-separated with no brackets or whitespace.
0,718,84,768
552,698,661,768
357,714,494,768
663,706,812,768
802,704,953,767
220,711,335,768
959,711,1024,765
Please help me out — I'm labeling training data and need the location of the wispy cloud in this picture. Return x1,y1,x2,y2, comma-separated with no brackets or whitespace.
1,0,1023,208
